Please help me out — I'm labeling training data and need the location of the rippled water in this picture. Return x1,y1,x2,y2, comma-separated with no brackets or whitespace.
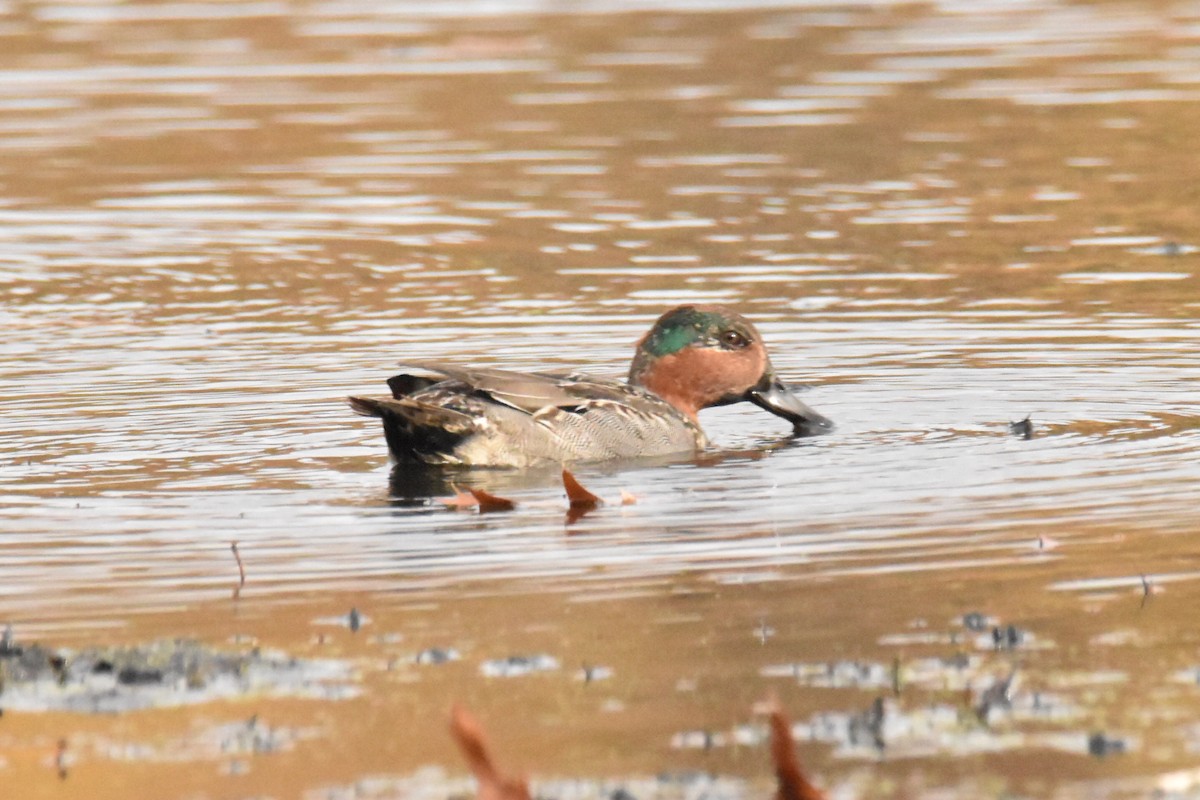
4,1,1200,798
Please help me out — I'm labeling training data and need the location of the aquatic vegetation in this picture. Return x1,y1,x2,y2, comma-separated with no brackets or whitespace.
0,637,359,714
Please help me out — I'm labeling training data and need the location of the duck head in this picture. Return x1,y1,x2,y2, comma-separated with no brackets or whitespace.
628,305,833,436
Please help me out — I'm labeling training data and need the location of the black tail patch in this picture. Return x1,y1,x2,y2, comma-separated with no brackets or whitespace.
387,373,439,399
348,396,384,417
349,395,468,463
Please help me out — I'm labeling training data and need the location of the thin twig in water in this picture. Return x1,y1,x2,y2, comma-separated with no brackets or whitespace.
1140,573,1160,609
231,541,246,598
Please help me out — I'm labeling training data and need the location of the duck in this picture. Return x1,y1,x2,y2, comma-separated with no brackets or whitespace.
348,305,832,468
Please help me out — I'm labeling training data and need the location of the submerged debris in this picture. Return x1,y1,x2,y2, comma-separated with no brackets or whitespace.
992,624,1025,651
117,666,164,686
1,624,18,656
414,648,461,665
577,664,613,683
1009,415,1034,440
479,654,559,678
961,612,990,632
0,635,358,713
850,697,886,751
316,770,748,800
1034,534,1060,551
976,669,1018,723
761,660,891,690
761,606,1106,762
671,729,725,750
1140,573,1164,608
313,610,371,631
1087,731,1128,757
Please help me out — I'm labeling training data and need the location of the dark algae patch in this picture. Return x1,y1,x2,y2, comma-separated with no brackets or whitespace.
0,634,357,713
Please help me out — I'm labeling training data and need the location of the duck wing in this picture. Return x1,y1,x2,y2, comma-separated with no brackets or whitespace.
395,360,617,414
355,362,703,465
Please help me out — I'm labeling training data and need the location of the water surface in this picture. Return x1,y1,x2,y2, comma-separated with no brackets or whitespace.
4,1,1200,798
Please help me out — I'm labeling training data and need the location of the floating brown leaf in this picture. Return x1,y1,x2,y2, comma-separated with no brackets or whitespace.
449,704,532,800
769,706,827,800
468,488,517,512
562,468,602,508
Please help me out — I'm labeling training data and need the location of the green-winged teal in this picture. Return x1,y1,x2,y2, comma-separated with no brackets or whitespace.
349,305,832,467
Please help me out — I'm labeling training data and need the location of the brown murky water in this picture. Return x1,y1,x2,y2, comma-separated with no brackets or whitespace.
4,1,1200,797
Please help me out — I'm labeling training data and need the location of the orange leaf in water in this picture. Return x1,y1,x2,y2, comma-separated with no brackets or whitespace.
438,485,479,509
449,704,532,800
619,489,638,505
562,469,602,508
769,705,827,800
468,487,517,512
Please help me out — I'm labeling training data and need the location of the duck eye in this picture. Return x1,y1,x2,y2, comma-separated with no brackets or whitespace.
720,330,749,349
